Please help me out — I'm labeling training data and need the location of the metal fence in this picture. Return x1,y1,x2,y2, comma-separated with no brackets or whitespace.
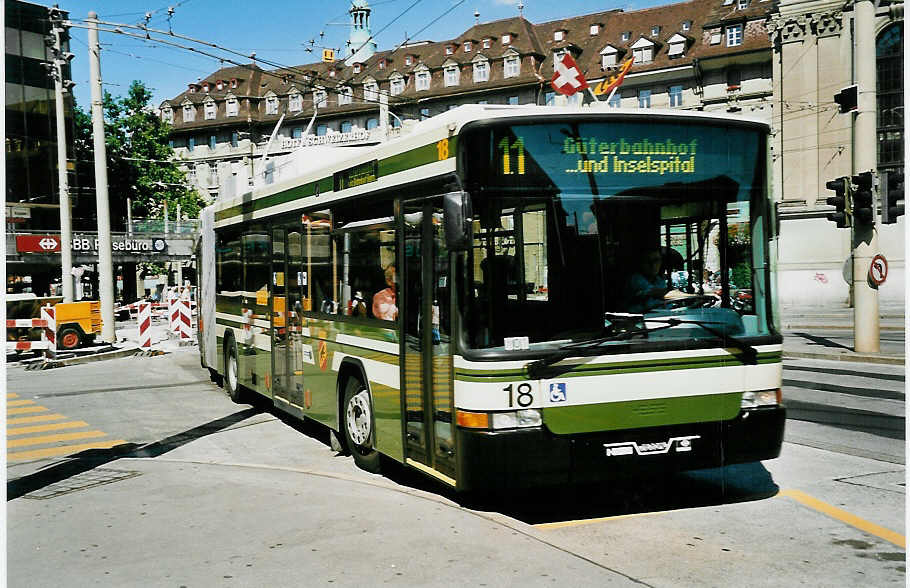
129,218,199,234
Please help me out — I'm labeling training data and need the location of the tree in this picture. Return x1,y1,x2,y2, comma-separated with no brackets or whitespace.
74,80,204,231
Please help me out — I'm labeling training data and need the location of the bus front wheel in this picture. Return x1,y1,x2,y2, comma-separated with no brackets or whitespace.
342,378,381,473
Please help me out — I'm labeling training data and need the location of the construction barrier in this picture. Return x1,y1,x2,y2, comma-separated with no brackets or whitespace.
177,298,192,340
168,290,179,334
138,302,152,348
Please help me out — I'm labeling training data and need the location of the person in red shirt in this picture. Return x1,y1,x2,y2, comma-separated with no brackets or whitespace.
372,264,397,321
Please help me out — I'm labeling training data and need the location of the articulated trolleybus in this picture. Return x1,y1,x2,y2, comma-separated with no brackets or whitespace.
198,105,784,491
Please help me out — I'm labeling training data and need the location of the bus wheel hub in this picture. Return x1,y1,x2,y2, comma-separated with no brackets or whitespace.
347,389,371,446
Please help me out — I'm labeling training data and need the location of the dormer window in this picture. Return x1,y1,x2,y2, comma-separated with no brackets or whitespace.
668,34,687,58
188,84,198,93
161,106,173,124
503,53,520,78
338,86,353,105
631,38,654,64
202,82,210,92
552,49,568,72
216,80,224,91
390,74,404,96
313,88,328,108
590,24,600,35
600,45,619,68
473,56,489,82
651,25,660,37
444,64,459,87
226,95,238,117
353,63,362,73
554,30,565,41
329,69,336,78
621,31,631,42
445,45,454,55
363,79,378,101
502,33,511,45
738,0,749,8
289,90,302,112
710,29,722,44
230,78,238,88
682,20,692,31
204,98,216,120
464,41,472,52
182,102,195,122
415,66,430,91
726,24,743,46
405,55,413,66
379,59,386,69
483,38,492,49
265,94,279,115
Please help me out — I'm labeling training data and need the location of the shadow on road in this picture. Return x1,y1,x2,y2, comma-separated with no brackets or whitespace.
7,407,262,501
792,332,853,351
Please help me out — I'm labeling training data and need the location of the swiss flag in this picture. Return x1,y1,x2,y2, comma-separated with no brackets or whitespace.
551,53,588,96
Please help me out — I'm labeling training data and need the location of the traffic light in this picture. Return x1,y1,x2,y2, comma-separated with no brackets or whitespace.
851,171,875,225
834,85,857,114
825,177,851,228
881,169,905,224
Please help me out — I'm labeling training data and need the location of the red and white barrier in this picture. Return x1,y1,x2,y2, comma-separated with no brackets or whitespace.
177,298,192,339
168,290,179,334
6,340,50,352
138,302,152,348
6,319,48,328
41,305,56,358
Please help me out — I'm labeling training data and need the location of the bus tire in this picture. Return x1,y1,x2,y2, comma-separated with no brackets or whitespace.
224,336,245,403
342,377,381,473
58,326,83,350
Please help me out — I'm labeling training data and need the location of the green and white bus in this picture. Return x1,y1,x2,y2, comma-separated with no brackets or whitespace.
198,105,785,491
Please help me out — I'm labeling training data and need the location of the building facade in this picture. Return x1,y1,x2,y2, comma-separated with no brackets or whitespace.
163,0,903,307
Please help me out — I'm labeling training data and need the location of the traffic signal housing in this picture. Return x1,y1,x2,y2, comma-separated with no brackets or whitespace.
825,177,851,228
881,169,905,224
851,171,875,225
834,85,858,114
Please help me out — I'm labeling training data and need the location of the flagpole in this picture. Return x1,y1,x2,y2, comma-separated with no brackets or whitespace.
605,86,618,104
587,86,600,103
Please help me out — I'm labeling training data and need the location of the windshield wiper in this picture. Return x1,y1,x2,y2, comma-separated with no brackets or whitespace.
642,316,758,364
526,314,758,379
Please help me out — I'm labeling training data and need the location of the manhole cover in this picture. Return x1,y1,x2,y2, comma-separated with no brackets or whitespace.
24,468,141,500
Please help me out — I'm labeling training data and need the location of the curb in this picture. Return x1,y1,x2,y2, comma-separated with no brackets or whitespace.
783,324,905,331
783,350,905,365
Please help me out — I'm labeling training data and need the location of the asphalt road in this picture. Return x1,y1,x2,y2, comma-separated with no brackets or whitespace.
5,347,905,587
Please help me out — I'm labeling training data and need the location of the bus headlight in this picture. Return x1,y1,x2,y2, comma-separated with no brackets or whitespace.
741,388,781,408
491,409,542,430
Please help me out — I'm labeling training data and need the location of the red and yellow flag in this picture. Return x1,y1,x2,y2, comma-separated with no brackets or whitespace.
593,58,634,96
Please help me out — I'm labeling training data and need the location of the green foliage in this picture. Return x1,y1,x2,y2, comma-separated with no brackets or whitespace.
74,81,205,230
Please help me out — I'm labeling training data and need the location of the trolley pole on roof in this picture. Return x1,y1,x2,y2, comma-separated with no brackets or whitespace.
88,12,116,343
851,0,880,352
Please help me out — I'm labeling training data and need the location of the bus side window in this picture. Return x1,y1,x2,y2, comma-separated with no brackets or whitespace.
303,212,334,314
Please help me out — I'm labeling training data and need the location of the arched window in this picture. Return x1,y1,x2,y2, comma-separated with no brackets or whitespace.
877,23,903,171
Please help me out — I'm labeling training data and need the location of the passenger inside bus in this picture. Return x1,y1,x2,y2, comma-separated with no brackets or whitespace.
372,264,397,321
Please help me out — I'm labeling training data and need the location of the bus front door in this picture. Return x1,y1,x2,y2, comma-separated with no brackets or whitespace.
402,198,456,484
271,227,289,405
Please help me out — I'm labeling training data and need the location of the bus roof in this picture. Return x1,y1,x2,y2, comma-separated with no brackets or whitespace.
212,105,769,219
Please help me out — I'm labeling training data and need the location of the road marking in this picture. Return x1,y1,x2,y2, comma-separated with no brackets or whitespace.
535,509,676,530
8,393,19,399
7,430,108,448
7,413,67,425
8,405,49,415
7,421,90,436
779,489,906,548
7,399,36,407
7,439,128,462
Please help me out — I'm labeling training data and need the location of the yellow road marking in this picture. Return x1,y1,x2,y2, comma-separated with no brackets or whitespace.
535,509,677,530
7,439,128,462
779,489,906,549
7,399,36,407
8,421,90,436
7,413,67,425
8,393,19,399
7,430,108,448
8,405,49,415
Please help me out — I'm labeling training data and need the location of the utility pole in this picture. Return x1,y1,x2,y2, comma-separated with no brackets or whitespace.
88,12,116,343
852,0,879,352
48,6,74,301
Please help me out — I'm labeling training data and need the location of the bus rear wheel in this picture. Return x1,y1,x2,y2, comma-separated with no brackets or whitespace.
224,337,245,403
343,378,381,473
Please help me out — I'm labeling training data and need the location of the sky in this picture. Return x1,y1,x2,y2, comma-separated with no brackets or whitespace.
61,0,671,109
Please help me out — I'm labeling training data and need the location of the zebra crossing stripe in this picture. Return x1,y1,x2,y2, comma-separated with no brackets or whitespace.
7,413,67,425
7,430,108,448
7,421,90,436
7,399,36,407
8,405,49,415
7,439,128,461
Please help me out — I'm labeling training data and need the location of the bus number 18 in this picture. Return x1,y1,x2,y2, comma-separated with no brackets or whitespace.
503,382,534,407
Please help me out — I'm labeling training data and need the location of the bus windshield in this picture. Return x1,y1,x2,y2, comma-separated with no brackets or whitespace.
461,118,773,353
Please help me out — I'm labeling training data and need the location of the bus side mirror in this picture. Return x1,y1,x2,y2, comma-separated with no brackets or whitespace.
444,191,473,251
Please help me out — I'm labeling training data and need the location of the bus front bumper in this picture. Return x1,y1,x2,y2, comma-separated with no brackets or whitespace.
454,406,785,491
